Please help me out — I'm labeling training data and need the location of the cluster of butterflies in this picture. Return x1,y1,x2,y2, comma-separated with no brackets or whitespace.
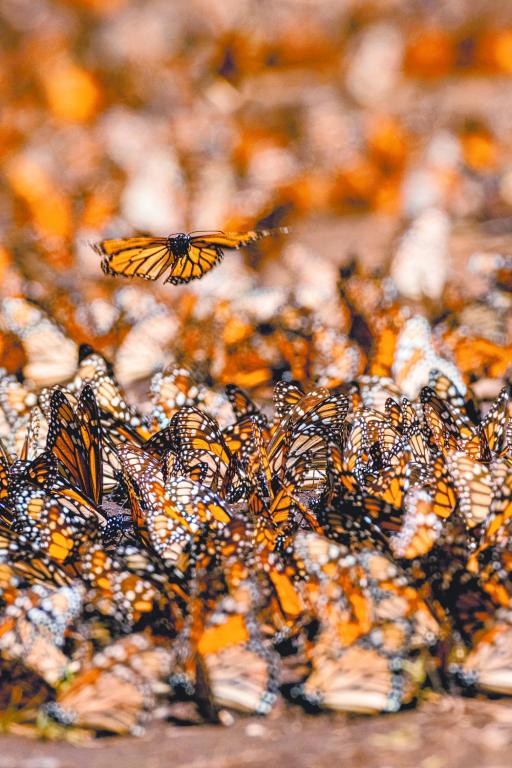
0,313,510,737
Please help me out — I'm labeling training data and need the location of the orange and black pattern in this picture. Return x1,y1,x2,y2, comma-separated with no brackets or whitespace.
0,279,511,736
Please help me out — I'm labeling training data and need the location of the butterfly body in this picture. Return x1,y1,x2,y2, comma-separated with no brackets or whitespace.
167,233,194,257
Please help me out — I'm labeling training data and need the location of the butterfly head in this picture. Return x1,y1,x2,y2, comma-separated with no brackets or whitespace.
167,233,191,257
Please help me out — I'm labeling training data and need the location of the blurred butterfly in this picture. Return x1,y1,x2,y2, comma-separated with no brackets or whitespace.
148,367,209,432
45,633,171,734
181,578,280,717
76,538,162,628
0,298,78,388
0,517,74,598
0,583,83,686
95,229,288,285
461,624,512,696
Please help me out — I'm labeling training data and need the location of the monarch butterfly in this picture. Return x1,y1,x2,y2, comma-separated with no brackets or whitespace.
0,375,37,429
0,298,78,388
446,452,494,529
147,366,226,432
95,229,289,285
182,578,280,717
166,476,231,533
199,636,279,715
272,380,305,423
0,517,74,597
47,385,104,513
471,459,512,547
12,485,94,565
117,442,160,539
392,315,465,400
0,583,83,686
428,370,478,420
421,386,468,454
343,375,402,417
294,534,435,713
76,539,161,628
267,388,341,476
223,383,270,454
170,406,244,501
361,407,405,468
313,326,361,389
0,446,57,508
390,488,443,559
235,420,273,500
45,633,172,734
302,643,405,714
0,657,53,719
90,369,150,442
461,624,512,695
384,397,429,468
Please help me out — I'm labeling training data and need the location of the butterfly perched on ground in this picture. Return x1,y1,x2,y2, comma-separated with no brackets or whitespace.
94,229,289,285
45,633,173,734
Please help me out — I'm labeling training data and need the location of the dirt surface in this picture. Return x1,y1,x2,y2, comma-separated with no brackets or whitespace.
2,698,512,768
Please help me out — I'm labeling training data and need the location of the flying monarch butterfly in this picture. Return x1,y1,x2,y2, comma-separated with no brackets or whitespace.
94,228,289,285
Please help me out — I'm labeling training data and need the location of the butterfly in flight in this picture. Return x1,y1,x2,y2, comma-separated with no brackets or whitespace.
94,228,289,285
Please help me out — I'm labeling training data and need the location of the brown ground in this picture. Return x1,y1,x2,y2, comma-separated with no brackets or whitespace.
2,697,512,768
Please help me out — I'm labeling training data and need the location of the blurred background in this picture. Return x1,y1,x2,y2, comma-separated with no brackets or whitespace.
0,0,511,394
